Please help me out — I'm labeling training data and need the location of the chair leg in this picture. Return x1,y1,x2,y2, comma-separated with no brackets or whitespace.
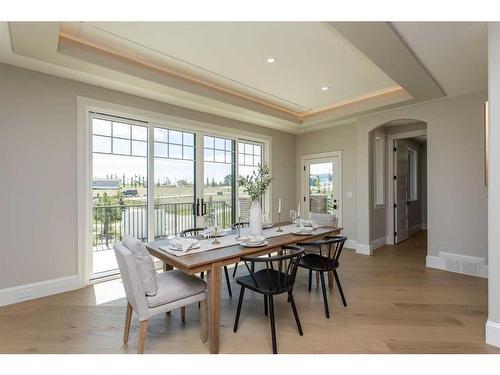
233,286,245,332
199,299,208,343
124,302,133,343
268,295,277,354
224,266,232,297
333,270,347,307
308,270,312,292
288,292,303,336
264,295,268,316
319,272,330,319
316,271,320,285
180,306,186,323
137,320,148,354
232,262,238,277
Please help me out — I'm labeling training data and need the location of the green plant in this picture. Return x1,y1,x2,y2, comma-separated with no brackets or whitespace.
238,162,273,201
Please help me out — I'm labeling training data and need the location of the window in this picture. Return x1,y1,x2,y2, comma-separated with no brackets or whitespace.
91,115,149,278
203,135,236,228
373,133,385,206
408,148,418,201
237,141,263,220
85,107,268,281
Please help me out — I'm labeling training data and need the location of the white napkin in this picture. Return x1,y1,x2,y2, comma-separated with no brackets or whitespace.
170,237,198,253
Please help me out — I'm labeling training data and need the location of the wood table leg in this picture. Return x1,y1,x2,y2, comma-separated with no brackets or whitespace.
163,262,173,272
207,261,222,354
328,271,334,290
163,263,174,315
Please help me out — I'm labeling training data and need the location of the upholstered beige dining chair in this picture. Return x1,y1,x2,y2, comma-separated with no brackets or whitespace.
114,242,208,354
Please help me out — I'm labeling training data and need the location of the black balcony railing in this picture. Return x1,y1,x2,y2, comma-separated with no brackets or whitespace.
92,201,232,250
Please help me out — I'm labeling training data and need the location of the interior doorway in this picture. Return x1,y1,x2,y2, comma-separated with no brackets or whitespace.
387,130,427,245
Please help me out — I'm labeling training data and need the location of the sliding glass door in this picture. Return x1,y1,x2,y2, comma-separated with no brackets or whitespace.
89,112,265,280
91,114,149,278
203,135,235,228
153,127,196,238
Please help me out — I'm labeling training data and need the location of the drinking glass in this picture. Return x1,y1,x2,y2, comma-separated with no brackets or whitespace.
290,209,297,224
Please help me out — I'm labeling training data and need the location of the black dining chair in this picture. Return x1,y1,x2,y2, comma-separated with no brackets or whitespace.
233,245,304,354
180,227,232,297
231,222,249,277
296,236,347,319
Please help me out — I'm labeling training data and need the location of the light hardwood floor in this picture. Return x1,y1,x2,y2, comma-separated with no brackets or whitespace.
1,231,498,354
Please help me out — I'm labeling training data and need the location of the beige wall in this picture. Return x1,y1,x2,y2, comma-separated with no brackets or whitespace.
295,123,357,243
0,63,297,289
357,90,487,258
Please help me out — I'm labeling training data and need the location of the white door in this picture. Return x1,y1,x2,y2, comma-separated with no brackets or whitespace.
394,139,409,243
302,154,341,223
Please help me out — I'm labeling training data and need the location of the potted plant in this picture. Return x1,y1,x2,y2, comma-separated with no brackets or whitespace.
238,162,273,236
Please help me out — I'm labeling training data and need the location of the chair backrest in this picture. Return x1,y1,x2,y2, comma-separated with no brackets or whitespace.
113,242,149,320
297,236,347,270
179,228,205,237
240,245,304,294
232,222,249,229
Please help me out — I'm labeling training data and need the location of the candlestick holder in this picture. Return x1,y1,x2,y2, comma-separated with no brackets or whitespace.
211,227,220,245
276,213,283,232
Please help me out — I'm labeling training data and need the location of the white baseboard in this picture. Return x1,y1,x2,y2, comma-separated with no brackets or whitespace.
370,236,387,251
486,320,500,348
0,275,83,307
356,243,372,255
345,239,357,250
426,252,488,278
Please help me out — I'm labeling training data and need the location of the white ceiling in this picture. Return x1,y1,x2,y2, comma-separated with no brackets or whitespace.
61,22,399,113
0,22,487,134
392,22,487,96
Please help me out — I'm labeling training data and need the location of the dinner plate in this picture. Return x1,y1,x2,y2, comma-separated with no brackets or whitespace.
167,242,201,251
203,229,229,238
292,229,315,236
237,240,269,248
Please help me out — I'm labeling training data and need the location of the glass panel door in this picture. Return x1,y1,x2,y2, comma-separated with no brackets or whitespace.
153,127,196,238
91,115,148,279
237,140,263,221
203,135,235,228
304,157,340,219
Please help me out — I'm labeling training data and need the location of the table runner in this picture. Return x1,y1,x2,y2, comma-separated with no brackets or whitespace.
159,224,316,257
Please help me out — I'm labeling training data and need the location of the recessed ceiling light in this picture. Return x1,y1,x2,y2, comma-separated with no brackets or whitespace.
267,57,276,63
321,86,329,91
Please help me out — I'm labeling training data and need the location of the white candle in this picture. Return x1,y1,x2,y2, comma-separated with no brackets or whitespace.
297,202,301,218
278,198,282,214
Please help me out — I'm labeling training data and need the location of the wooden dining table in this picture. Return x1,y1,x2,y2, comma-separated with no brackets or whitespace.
146,224,342,354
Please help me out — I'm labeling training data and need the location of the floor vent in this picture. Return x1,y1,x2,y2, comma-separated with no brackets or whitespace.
440,252,485,277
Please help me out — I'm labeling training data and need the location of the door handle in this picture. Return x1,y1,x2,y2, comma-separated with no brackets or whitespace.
196,198,200,216
201,198,207,216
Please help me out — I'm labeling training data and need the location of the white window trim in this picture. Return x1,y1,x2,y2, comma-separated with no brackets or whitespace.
77,96,272,285
373,131,386,209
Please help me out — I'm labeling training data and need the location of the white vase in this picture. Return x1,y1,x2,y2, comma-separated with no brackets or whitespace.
248,200,263,236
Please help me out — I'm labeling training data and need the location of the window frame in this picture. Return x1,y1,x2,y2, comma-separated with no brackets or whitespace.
78,97,272,285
